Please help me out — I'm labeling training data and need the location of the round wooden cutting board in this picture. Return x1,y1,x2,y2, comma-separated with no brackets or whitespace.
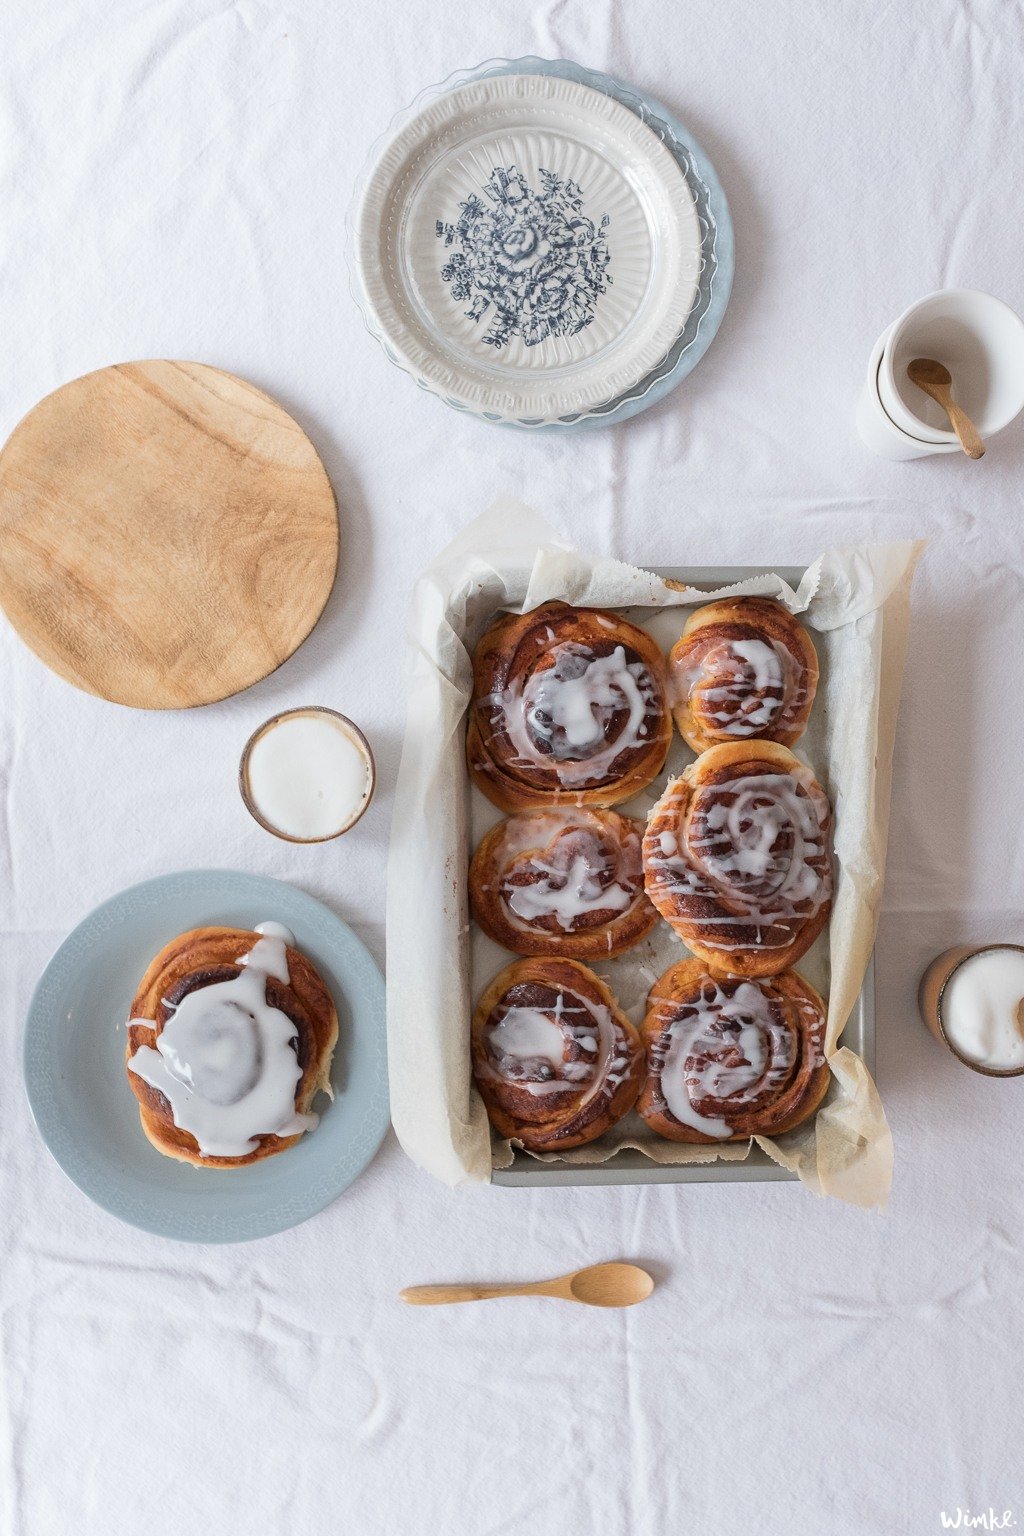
0,361,339,708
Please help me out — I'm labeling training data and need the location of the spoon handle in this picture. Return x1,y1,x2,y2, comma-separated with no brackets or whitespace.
945,400,986,459
400,1281,556,1305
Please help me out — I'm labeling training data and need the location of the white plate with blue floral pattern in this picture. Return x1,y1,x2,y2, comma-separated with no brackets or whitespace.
354,72,702,425
23,870,389,1243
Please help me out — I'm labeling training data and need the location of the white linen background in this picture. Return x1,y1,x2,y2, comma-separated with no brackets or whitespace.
0,2,1020,1533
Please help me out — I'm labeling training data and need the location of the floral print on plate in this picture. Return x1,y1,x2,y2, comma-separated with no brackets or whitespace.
436,165,612,349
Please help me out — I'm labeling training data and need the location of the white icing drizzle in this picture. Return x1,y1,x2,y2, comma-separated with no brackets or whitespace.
653,981,794,1138
693,774,823,901
480,986,632,1106
485,642,661,789
127,922,319,1158
675,634,805,739
489,1006,590,1095
646,767,831,954
507,855,632,929
485,811,643,936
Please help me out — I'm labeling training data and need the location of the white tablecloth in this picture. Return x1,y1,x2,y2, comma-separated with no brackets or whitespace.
2,3,1022,1533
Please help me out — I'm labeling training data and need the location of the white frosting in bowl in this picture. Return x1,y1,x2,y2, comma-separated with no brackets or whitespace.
242,709,374,842
942,948,1024,1071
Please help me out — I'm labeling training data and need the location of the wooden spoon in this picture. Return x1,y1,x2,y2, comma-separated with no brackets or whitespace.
907,358,986,458
400,1261,654,1308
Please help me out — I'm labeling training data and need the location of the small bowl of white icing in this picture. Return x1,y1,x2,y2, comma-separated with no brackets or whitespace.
240,707,375,843
919,944,1024,1078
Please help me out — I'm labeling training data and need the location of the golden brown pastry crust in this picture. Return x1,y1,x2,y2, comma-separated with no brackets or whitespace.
637,960,830,1142
469,808,659,959
642,740,833,978
669,597,819,754
467,601,671,811
124,926,338,1168
471,958,643,1151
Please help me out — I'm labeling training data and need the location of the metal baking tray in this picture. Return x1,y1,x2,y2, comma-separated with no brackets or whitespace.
490,565,876,1188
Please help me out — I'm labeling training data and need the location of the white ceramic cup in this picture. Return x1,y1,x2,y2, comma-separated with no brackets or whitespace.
878,288,1024,445
856,324,962,461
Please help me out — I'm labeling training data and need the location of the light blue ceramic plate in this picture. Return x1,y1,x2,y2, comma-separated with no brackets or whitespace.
23,870,389,1243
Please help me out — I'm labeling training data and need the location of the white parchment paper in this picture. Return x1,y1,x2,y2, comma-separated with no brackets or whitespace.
387,501,923,1207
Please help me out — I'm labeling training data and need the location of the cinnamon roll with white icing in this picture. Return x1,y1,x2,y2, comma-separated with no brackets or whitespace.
471,958,643,1151
469,808,658,958
642,741,833,977
669,597,818,754
467,601,671,811
124,924,337,1167
638,960,830,1142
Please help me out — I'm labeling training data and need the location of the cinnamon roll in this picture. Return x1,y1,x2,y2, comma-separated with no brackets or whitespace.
638,960,829,1142
669,597,818,754
471,958,643,1151
470,809,658,958
467,601,671,811
124,923,338,1167
643,741,833,977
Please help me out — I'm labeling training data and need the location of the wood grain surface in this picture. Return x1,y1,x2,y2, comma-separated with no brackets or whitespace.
0,360,339,708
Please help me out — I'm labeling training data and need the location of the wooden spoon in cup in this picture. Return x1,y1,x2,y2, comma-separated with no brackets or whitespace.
907,358,986,458
400,1262,654,1308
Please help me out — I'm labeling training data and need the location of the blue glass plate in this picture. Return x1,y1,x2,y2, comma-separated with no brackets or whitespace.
23,870,388,1243
348,56,734,431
